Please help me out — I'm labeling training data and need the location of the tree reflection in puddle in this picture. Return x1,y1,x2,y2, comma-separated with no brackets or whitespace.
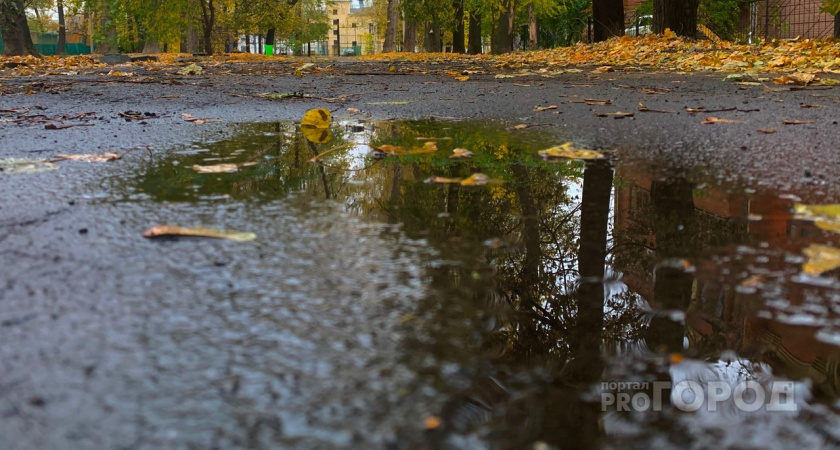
132,120,840,448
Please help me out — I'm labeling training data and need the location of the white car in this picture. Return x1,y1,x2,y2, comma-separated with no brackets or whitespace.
625,15,652,37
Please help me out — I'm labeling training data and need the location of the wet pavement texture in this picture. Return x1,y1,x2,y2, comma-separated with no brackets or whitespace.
4,66,840,449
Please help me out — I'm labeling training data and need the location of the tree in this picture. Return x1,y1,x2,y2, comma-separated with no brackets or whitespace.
491,0,514,54
451,0,464,52
821,0,840,38
0,0,39,56
382,0,398,51
57,0,66,53
653,0,700,37
466,4,480,53
592,0,623,41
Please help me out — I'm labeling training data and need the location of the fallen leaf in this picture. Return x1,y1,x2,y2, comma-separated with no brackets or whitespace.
740,275,766,287
569,98,612,105
782,119,814,125
593,111,634,118
366,101,412,105
53,152,121,163
0,157,59,174
799,104,824,108
191,163,239,173
373,144,405,155
773,72,818,85
794,204,840,235
505,123,548,132
803,244,840,275
757,128,777,133
450,148,474,159
538,143,605,161
301,108,331,129
534,105,557,111
142,225,256,242
592,66,614,73
347,107,360,113
177,64,203,76
181,113,219,124
424,416,442,430
406,141,438,155
106,70,134,77
302,126,332,144
701,117,744,124
460,173,495,186
637,103,677,114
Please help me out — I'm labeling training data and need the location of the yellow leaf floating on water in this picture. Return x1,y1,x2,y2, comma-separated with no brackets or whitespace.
52,153,122,163
425,176,463,184
373,144,405,155
301,108,331,129
802,244,840,275
302,126,332,144
0,157,59,174
460,173,493,186
538,143,604,161
192,163,239,173
794,204,840,234
142,225,257,242
450,148,474,159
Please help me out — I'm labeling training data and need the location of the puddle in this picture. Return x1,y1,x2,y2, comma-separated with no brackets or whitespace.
126,120,840,448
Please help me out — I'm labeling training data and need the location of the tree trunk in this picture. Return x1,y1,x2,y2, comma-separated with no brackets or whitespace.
835,13,840,39
0,0,39,56
527,3,537,49
491,0,514,54
653,0,700,37
383,0,399,52
452,0,465,53
592,0,624,42
265,28,275,54
245,34,250,52
467,8,481,54
424,23,442,52
57,0,66,53
403,18,417,52
199,0,215,55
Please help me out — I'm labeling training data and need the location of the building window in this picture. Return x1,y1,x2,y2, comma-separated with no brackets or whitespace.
333,39,338,45
333,30,338,36
369,23,374,33
352,23,357,28
333,19,338,25
332,9,338,14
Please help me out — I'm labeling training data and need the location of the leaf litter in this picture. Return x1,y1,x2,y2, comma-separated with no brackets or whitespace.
142,225,256,242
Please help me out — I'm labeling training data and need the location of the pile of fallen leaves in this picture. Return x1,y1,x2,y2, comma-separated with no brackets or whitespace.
367,32,840,74
4,32,840,78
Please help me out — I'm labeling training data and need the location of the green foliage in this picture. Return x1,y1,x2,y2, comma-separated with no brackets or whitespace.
537,0,589,48
822,0,840,15
699,0,751,41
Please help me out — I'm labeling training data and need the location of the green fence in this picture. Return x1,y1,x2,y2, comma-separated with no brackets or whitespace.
0,31,91,55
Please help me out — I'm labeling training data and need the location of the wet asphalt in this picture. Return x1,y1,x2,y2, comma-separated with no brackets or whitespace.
2,59,840,449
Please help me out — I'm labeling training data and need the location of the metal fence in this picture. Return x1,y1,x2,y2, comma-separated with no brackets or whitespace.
0,31,91,55
585,0,835,44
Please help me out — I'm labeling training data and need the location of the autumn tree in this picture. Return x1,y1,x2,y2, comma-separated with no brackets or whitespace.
0,0,39,55
821,0,840,38
653,0,700,37
592,0,623,41
382,0,398,51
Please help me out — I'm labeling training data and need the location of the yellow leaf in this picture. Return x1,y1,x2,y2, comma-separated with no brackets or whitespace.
663,28,677,39
757,128,777,133
592,66,614,73
301,108,331,129
52,153,122,163
794,204,840,234
534,105,558,111
425,176,463,184
803,244,840,275
701,117,744,124
302,126,332,144
192,164,239,173
460,173,494,186
450,148,474,159
538,143,604,160
142,225,256,242
782,119,813,125
406,141,438,154
424,416,442,430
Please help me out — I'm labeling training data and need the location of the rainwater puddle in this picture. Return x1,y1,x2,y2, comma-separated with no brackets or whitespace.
126,120,840,448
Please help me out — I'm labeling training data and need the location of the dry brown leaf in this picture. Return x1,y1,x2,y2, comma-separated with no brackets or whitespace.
53,152,121,163
424,416,442,430
347,107,360,113
570,98,612,106
373,144,405,155
803,244,840,275
701,117,744,124
592,66,615,73
505,123,548,132
773,72,819,85
799,104,824,108
782,119,814,125
593,111,634,118
460,173,497,186
142,225,256,242
538,143,605,160
534,105,558,111
425,176,463,184
192,163,239,173
406,141,438,155
450,148,474,159
757,128,777,134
